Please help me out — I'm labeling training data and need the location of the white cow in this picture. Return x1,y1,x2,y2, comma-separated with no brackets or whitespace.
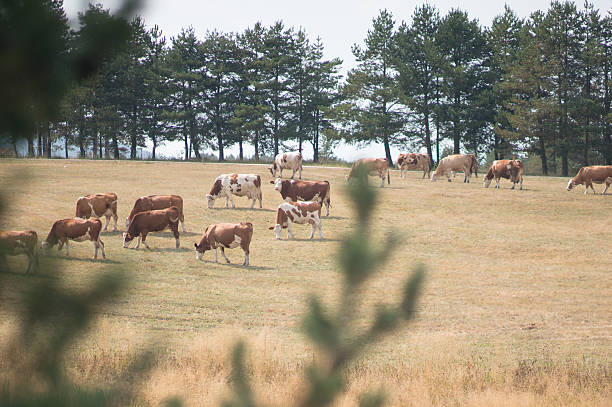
269,201,323,240
206,173,263,209
269,152,303,179
431,154,475,183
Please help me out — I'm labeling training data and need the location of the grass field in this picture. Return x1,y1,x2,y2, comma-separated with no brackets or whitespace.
0,159,610,406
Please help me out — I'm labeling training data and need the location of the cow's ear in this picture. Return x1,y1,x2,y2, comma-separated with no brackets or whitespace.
269,180,274,184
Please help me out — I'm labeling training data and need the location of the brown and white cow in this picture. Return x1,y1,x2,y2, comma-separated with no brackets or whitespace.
483,159,524,190
126,195,185,232
123,206,180,249
0,230,38,273
75,193,118,231
269,152,303,179
206,173,262,209
269,201,323,240
397,153,431,179
271,178,331,216
42,218,105,259
346,158,390,187
566,165,612,195
194,222,253,266
431,154,474,183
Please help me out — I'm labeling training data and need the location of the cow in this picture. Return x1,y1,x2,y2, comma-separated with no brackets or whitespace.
269,152,303,179
431,154,474,183
346,158,390,187
483,160,524,190
269,201,323,240
397,153,431,179
206,173,262,209
194,222,253,266
123,206,180,249
566,165,612,195
271,178,331,216
75,193,118,231
126,195,185,232
0,230,38,273
42,218,105,259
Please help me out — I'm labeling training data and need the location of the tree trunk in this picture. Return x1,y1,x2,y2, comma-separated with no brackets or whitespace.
239,137,243,161
45,123,51,158
539,137,548,176
217,135,224,161
104,135,110,159
37,126,42,157
254,130,260,161
313,110,320,163
13,141,19,157
152,138,157,160
27,135,34,157
112,135,119,159
183,130,189,161
424,111,433,166
65,134,69,159
383,133,393,167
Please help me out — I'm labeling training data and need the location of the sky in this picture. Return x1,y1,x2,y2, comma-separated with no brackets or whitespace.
62,0,610,161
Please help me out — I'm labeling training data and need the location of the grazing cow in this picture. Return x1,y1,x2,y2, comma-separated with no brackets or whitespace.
397,153,431,179
269,152,303,179
123,206,180,249
566,165,612,195
271,178,331,216
194,222,253,266
206,173,262,209
75,193,118,231
483,160,524,190
126,195,185,232
42,218,105,259
269,201,323,240
346,158,390,187
0,230,38,273
431,154,474,183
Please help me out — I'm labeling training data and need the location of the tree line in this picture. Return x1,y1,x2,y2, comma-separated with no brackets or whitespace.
1,1,610,176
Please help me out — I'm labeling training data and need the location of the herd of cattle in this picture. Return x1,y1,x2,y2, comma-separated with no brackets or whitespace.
1,151,611,273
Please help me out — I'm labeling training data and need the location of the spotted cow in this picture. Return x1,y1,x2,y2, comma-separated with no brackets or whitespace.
194,222,253,266
269,201,323,240
271,178,331,216
483,159,524,190
397,153,431,179
42,218,105,259
269,152,303,179
75,193,118,231
206,173,262,209
346,158,390,187
0,230,38,273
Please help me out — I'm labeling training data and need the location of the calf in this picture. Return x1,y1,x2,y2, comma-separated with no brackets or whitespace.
126,195,185,232
42,218,105,259
75,192,118,231
269,152,303,179
123,206,180,249
346,158,390,187
194,222,253,266
566,165,612,195
206,173,262,209
0,230,38,273
269,201,323,240
271,178,331,216
397,153,431,179
483,160,524,190
431,154,474,182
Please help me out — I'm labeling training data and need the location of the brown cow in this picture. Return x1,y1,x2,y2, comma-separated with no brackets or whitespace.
126,195,185,232
123,206,181,249
271,178,331,216
483,160,524,190
346,158,390,187
0,230,38,273
42,218,105,259
397,153,431,179
75,193,118,231
566,165,612,195
269,201,323,240
194,222,253,266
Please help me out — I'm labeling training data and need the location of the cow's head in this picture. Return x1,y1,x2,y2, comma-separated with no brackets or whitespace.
272,178,283,191
483,177,492,188
566,178,575,191
122,232,134,248
41,241,50,250
194,240,211,260
268,224,282,239
268,163,277,176
205,194,216,209
430,173,438,182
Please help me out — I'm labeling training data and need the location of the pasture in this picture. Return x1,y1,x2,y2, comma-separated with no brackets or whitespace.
0,159,610,406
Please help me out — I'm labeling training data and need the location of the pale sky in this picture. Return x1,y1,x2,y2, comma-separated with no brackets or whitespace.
62,0,611,161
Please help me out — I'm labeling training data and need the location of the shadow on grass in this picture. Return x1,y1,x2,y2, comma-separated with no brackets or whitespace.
133,246,192,253
275,237,341,242
48,256,122,264
207,207,275,212
324,215,346,220
196,260,274,271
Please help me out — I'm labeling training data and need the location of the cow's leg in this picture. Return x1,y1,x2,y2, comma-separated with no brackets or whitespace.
250,195,256,209
225,195,230,207
227,193,236,209
135,236,141,249
291,168,296,179
243,251,249,266
280,168,283,178
25,253,34,273
602,180,611,195
214,248,218,263
93,240,98,259
511,180,516,190
287,222,294,239
0,253,8,272
308,222,315,239
64,240,69,256
590,183,597,194
380,173,385,188
316,219,324,239
325,199,330,217
495,178,501,189
299,166,302,180
113,214,118,231
220,247,230,264
141,234,150,250
258,191,263,208
99,239,106,259
103,215,110,231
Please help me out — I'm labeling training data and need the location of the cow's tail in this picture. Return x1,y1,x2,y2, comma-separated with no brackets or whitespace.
471,154,478,177
324,180,331,208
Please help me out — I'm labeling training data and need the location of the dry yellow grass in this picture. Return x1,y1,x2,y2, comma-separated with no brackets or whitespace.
0,159,610,406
